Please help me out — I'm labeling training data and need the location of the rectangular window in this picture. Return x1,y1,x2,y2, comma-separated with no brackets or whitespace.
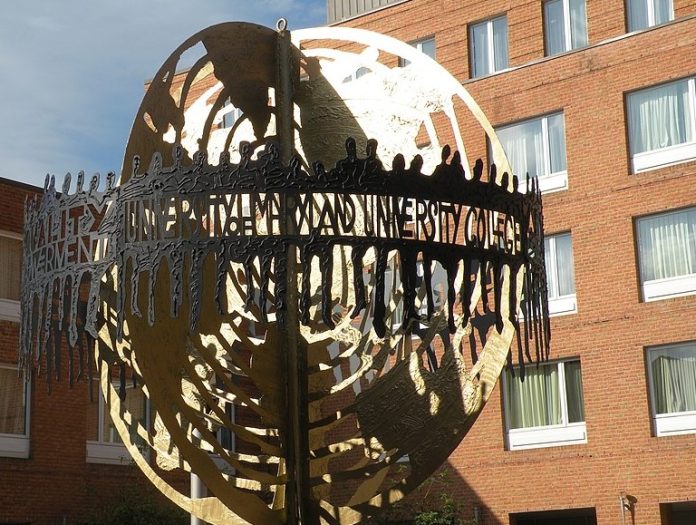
627,78,696,172
469,16,509,78
627,0,673,31
545,233,577,315
86,380,148,464
495,112,568,193
0,232,22,323
544,0,588,56
221,99,243,129
636,207,696,301
647,342,696,436
511,507,597,525
399,37,436,67
504,359,587,450
0,365,30,458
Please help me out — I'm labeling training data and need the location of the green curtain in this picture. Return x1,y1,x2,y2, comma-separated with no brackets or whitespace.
0,368,24,435
652,349,696,414
564,360,585,423
506,364,561,429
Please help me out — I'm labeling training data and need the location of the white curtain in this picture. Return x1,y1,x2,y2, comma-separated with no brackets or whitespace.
506,365,561,428
638,208,696,282
555,234,576,297
498,119,544,179
493,17,509,72
569,0,588,48
547,113,567,173
628,80,691,154
471,22,490,77
654,0,673,25
544,234,575,299
652,347,696,414
0,368,24,435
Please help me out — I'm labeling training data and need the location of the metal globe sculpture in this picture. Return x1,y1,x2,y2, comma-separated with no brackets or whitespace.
20,22,549,525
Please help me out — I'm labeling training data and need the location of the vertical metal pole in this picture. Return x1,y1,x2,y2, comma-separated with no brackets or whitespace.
276,19,314,525
191,429,206,525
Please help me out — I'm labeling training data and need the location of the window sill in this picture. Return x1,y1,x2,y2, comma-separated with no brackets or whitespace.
0,434,29,459
548,294,577,316
0,298,20,323
518,170,568,195
86,441,142,465
632,141,696,173
643,274,696,302
654,412,696,437
507,422,587,450
519,294,576,322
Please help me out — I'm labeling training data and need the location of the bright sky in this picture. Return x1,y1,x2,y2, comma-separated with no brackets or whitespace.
0,1,326,188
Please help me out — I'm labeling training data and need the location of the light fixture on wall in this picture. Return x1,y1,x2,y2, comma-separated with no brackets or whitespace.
620,494,637,525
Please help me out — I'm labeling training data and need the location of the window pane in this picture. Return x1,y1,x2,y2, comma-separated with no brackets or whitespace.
651,345,696,414
102,383,147,445
547,113,567,173
497,119,544,179
419,38,436,60
505,364,561,428
637,208,696,282
492,17,509,72
628,80,691,154
569,0,588,48
544,237,558,298
544,0,566,55
564,361,585,423
0,368,25,435
471,23,490,77
627,0,649,31
654,0,673,25
0,237,22,302
555,234,576,296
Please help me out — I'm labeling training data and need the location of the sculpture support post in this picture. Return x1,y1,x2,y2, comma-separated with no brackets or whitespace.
276,21,313,525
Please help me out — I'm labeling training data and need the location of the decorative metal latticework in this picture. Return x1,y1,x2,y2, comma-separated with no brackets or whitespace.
20,21,549,525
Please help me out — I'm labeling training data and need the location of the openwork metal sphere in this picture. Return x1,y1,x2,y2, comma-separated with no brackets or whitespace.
20,22,548,525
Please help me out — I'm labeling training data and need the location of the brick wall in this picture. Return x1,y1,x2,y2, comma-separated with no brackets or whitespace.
0,178,186,524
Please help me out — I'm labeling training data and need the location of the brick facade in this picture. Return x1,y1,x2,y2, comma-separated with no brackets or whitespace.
0,177,186,524
3,1,696,522
336,1,696,524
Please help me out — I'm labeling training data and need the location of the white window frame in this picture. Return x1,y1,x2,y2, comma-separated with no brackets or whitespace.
0,230,22,323
636,208,696,302
503,359,587,450
629,78,696,173
647,342,696,437
0,364,30,459
544,0,587,55
86,381,150,465
626,0,674,31
342,66,371,84
469,16,508,78
220,100,243,129
398,37,436,67
495,113,569,195
545,233,577,316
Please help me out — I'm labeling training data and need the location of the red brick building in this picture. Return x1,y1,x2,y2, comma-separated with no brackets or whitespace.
329,0,696,524
0,177,186,524
3,0,696,523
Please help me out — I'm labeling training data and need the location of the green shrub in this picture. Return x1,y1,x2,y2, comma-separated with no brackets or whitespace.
79,488,188,525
